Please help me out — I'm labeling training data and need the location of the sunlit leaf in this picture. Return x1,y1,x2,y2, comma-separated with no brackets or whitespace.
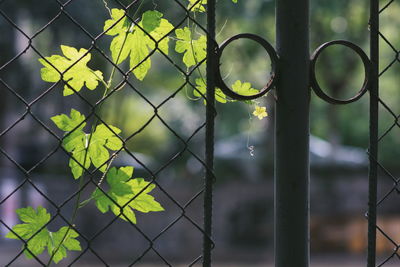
231,80,259,96
39,46,103,96
175,27,207,68
188,0,207,12
49,227,81,264
194,78,227,104
5,206,81,264
105,9,173,80
93,167,164,223
51,109,86,131
52,109,123,179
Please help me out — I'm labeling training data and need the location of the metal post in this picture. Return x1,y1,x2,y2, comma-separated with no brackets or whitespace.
275,1,310,267
203,0,216,266
367,0,379,266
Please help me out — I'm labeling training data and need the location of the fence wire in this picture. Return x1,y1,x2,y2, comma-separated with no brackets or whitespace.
0,0,216,266
368,0,400,266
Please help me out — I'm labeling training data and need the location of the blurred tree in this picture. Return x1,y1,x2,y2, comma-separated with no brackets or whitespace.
1,0,400,172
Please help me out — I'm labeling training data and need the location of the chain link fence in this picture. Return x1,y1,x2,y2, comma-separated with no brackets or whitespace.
0,0,217,265
2,0,400,266
369,0,400,266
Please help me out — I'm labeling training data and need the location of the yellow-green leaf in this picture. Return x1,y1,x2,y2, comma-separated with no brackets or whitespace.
231,80,259,96
175,27,207,68
49,227,81,264
188,0,207,12
39,46,103,96
5,206,81,264
105,9,174,80
52,109,123,179
93,167,163,223
194,78,227,104
103,8,128,36
51,109,86,131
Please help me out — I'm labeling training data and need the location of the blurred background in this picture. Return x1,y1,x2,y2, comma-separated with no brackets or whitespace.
1,0,400,266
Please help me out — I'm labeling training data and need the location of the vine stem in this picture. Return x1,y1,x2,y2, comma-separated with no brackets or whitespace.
45,2,146,264
102,0,112,16
46,119,97,266
77,153,117,209
107,33,128,87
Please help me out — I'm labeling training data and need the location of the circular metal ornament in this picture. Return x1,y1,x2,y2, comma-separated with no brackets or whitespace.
215,33,279,101
310,40,371,105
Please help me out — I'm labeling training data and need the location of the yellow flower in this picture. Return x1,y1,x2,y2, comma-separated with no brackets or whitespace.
253,106,268,120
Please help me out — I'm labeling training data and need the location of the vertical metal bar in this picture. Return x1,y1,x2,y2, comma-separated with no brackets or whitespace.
368,0,379,266
275,0,310,267
203,0,216,266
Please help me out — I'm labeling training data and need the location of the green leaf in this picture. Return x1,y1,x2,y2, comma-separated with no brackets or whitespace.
52,109,123,179
231,80,259,96
5,206,50,240
188,0,233,9
129,11,173,80
175,27,207,68
62,128,89,179
142,10,162,32
5,206,81,263
63,129,86,153
103,8,128,36
88,124,123,172
52,109,87,177
92,189,137,223
188,0,207,12
109,33,131,64
126,178,164,213
51,109,86,131
105,9,130,64
126,29,153,80
106,166,134,196
193,80,258,105
93,167,163,223
92,166,136,220
66,123,122,179
49,227,81,264
52,110,89,179
145,18,174,55
194,78,227,104
69,147,91,179
5,206,51,259
105,9,174,80
39,46,104,96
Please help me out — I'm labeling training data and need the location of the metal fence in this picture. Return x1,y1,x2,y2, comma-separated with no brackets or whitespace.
0,0,217,266
0,0,399,266
368,0,400,266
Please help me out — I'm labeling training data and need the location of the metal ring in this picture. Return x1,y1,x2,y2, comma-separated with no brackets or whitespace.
215,33,279,101
310,40,371,105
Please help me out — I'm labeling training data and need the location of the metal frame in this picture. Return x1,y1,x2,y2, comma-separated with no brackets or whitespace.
310,40,371,105
203,0,216,265
216,33,279,101
0,0,395,266
367,0,379,266
275,1,310,266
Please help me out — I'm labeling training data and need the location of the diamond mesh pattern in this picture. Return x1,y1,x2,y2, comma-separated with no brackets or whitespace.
369,0,400,266
0,0,215,265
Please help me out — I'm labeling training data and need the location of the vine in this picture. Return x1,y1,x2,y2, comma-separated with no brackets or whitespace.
5,0,269,264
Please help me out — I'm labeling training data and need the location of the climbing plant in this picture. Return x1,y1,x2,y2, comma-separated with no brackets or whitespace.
5,0,268,264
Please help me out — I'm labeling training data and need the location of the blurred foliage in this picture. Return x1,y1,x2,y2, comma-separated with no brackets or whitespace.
1,0,400,172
